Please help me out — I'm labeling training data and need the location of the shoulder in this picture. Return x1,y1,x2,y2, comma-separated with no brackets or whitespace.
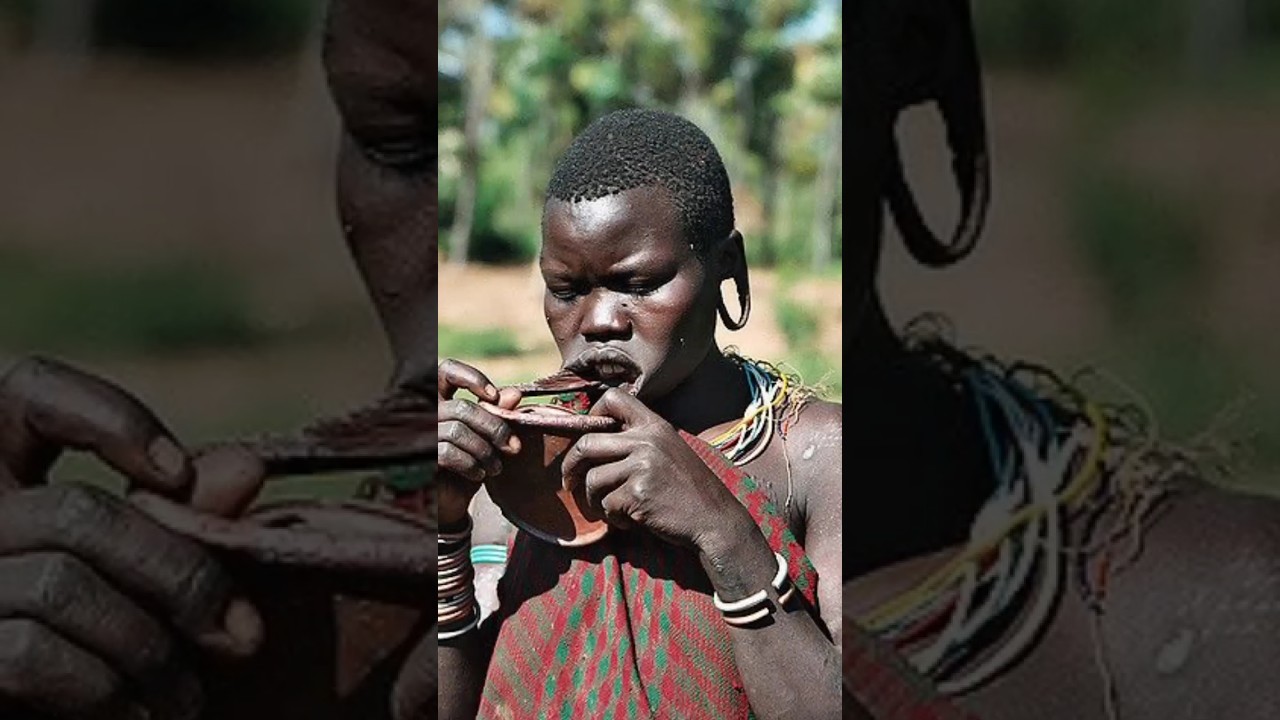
782,398,843,511
1102,478,1280,634
785,398,843,449
1145,479,1280,565
1093,481,1280,713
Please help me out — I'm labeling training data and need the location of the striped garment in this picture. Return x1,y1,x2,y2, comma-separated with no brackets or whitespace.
476,431,821,719
842,619,980,720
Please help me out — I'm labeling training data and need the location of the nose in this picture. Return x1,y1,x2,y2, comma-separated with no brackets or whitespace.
580,290,631,341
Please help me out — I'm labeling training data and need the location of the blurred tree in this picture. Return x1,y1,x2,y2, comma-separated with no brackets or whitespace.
1188,0,1245,79
0,0,320,60
446,0,500,266
439,0,842,270
32,0,92,68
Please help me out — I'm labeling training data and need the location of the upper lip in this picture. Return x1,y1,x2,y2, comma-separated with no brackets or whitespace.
565,347,641,382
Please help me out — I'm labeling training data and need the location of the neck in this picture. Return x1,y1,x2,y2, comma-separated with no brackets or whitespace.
648,348,751,436
847,294,908,393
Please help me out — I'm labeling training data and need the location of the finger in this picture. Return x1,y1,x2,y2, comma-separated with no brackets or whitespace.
581,462,631,517
0,618,141,720
596,480,638,531
0,553,203,719
443,400,518,454
187,445,266,517
0,356,193,493
437,359,500,403
437,444,486,484
438,420,502,478
495,386,523,410
561,432,636,490
0,484,262,659
586,387,659,428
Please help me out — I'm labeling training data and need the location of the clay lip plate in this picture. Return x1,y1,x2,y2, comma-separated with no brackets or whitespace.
478,403,621,547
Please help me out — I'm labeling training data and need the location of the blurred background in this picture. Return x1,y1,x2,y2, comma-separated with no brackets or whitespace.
0,0,389,486
0,1,1277,491
886,0,1280,492
437,0,845,400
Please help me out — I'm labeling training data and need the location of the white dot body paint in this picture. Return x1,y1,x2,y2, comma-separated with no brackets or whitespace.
1155,628,1197,675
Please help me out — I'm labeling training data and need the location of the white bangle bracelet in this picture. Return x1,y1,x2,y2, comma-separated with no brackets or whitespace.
713,588,768,614
723,605,773,627
439,607,481,640
770,552,788,591
712,552,791,617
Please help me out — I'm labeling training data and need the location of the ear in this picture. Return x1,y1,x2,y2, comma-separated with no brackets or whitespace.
717,230,749,289
881,0,991,268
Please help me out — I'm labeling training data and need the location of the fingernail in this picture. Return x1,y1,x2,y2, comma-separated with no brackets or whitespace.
484,384,498,400
506,435,522,453
222,597,264,655
148,437,188,483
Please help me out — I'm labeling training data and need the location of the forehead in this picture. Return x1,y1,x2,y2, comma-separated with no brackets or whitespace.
541,187,685,265
324,0,434,110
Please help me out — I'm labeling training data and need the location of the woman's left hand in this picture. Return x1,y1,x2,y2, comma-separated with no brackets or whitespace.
560,388,753,556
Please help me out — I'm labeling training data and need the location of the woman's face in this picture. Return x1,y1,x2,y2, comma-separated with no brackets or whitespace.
539,186,724,402
324,0,436,387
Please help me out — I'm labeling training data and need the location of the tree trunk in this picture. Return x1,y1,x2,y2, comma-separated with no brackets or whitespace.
448,2,495,266
811,108,842,272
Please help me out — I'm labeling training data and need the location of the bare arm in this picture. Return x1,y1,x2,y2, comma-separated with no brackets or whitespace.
716,403,968,720
699,402,844,720
437,506,510,720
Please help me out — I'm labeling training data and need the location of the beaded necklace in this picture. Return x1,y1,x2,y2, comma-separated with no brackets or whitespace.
709,357,796,466
859,341,1206,712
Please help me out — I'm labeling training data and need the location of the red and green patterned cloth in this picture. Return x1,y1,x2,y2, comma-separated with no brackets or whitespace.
842,621,980,719
476,431,821,719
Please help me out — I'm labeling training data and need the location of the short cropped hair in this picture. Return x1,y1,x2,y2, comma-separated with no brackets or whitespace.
546,109,735,252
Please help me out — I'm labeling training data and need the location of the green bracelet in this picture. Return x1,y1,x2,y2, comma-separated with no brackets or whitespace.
383,464,433,492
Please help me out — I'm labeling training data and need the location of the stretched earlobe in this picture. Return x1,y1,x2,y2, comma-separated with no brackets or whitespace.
883,0,991,268
716,230,751,331
717,281,751,331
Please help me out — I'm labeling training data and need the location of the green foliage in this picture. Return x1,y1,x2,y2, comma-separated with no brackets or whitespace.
785,349,841,400
776,296,819,350
1102,326,1252,446
439,325,522,359
1068,167,1206,327
95,0,318,59
773,280,840,399
975,0,1172,70
0,250,265,355
440,0,842,271
0,0,319,60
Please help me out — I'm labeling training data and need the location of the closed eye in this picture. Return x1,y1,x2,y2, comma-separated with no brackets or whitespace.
611,275,668,297
547,284,585,301
354,131,433,174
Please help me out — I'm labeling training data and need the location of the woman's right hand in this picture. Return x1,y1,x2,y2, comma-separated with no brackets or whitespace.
0,357,263,720
436,359,522,528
